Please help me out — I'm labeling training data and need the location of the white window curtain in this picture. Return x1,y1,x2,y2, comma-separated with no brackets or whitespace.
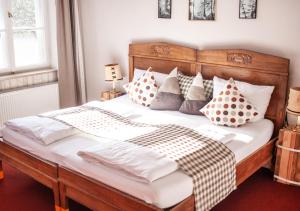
56,0,87,108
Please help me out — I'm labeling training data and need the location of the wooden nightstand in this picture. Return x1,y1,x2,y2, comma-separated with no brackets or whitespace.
100,90,124,101
274,127,300,186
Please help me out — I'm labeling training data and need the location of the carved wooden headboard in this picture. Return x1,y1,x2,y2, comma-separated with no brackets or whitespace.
129,42,289,136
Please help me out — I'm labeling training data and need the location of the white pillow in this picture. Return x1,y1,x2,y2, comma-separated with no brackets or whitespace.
134,68,167,86
213,76,274,122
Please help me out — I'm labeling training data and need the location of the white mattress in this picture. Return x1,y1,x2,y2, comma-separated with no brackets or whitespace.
1,95,274,208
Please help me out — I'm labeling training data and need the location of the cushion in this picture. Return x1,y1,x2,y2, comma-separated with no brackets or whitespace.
213,76,274,122
201,78,258,127
177,72,213,99
177,72,193,99
133,68,168,86
179,72,208,115
203,80,214,99
150,68,184,110
123,69,158,106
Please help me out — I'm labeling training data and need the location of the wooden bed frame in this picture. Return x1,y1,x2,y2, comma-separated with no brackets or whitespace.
0,42,289,211
0,141,60,211
57,42,289,211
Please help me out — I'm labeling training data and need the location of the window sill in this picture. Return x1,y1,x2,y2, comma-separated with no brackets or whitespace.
0,68,57,79
0,69,58,92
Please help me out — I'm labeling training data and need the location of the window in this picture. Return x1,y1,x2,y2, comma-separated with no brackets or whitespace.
0,0,49,74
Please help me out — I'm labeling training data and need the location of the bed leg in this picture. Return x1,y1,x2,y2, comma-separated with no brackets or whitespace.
0,160,4,180
59,183,69,211
52,182,61,211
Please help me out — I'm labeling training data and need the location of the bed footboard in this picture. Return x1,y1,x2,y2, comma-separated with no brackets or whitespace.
58,166,195,211
0,141,60,211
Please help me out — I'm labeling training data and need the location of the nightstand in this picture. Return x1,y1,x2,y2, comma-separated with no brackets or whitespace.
274,127,300,186
100,90,124,101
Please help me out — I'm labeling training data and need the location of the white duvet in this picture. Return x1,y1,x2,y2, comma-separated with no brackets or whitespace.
5,116,78,145
78,141,178,183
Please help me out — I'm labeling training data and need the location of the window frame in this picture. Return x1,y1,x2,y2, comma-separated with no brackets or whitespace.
0,0,51,74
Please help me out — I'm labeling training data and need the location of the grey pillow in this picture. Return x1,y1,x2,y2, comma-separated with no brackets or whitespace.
150,68,184,111
150,92,184,110
179,72,208,115
179,100,208,115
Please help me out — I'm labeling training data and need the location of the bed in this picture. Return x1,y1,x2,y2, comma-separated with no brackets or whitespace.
57,42,289,211
2,96,274,209
0,42,289,211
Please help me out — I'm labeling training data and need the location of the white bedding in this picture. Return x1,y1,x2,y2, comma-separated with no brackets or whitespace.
5,116,78,145
78,141,179,183
1,95,274,208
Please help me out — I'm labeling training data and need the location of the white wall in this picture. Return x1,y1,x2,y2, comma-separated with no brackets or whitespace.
79,0,300,101
48,0,58,69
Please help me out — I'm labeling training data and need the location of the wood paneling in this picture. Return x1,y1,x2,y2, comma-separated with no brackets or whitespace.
129,42,197,62
129,42,197,81
133,57,195,76
197,49,289,74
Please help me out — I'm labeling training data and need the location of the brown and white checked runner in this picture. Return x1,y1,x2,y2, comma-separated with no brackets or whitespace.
42,106,236,211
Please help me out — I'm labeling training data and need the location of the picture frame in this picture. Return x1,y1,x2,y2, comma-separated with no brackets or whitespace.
158,0,172,19
239,0,257,19
189,0,215,20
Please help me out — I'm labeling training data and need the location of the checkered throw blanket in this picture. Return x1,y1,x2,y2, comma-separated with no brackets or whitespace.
43,106,236,211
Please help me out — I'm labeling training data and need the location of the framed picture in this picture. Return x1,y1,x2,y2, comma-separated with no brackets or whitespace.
189,0,215,20
158,0,172,19
239,0,257,19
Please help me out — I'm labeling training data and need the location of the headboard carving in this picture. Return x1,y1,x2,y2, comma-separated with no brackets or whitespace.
151,45,171,57
129,42,289,136
227,53,252,65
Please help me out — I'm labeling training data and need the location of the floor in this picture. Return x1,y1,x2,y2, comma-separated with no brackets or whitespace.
0,163,300,211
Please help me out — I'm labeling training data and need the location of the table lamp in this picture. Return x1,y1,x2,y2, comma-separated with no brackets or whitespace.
104,64,123,92
286,87,300,131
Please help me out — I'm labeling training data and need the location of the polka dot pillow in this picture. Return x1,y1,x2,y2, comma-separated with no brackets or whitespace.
123,70,158,107
200,78,258,127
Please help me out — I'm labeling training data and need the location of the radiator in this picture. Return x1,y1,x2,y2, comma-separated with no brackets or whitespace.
0,83,59,128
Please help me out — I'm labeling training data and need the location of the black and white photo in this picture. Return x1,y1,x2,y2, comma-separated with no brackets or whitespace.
239,0,257,19
158,0,171,19
189,0,215,20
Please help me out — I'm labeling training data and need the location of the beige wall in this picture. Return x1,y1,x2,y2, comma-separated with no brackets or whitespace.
79,0,300,101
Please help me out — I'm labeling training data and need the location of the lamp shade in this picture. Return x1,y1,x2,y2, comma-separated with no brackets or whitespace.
104,64,123,81
287,87,300,115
